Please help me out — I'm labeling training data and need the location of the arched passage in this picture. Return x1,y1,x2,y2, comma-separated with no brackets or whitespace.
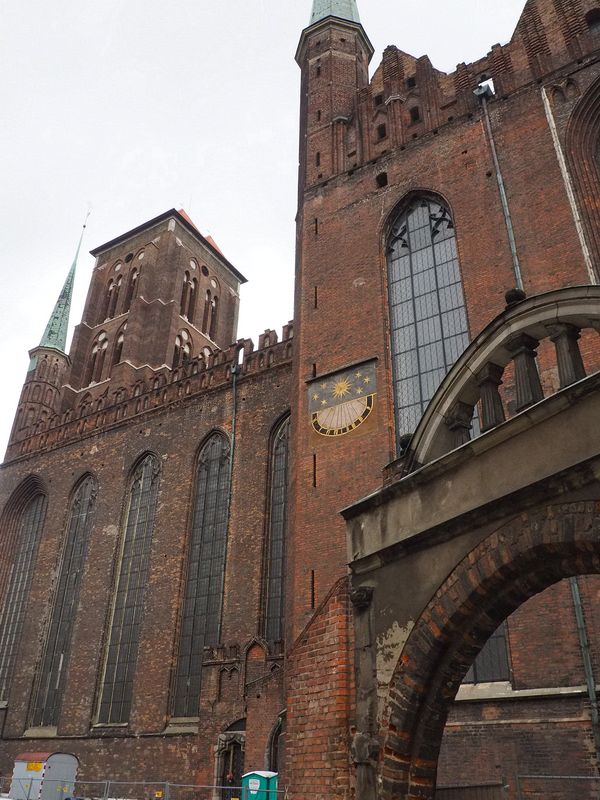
380,502,600,799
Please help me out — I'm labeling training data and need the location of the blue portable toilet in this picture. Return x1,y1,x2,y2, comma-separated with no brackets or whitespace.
241,771,278,800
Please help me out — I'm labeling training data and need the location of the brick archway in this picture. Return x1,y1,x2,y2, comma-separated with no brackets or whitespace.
380,502,600,800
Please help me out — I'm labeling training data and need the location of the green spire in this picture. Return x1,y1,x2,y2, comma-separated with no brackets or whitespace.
310,0,361,24
36,214,89,356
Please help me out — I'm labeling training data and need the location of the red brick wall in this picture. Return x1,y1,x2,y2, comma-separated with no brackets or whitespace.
284,578,355,799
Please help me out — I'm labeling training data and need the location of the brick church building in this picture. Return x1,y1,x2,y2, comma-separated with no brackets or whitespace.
2,0,600,797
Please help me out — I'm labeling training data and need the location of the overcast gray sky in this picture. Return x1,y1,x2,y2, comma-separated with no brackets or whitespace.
0,0,526,455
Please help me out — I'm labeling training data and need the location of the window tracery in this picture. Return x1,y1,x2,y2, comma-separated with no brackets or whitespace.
263,417,290,644
172,432,231,718
387,197,469,449
0,491,47,701
172,330,192,369
30,476,97,727
97,454,161,724
86,332,109,385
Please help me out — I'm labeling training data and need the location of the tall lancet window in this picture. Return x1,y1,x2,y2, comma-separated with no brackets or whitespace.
0,490,47,701
387,197,469,449
172,432,231,718
97,454,161,725
263,417,290,644
30,476,97,727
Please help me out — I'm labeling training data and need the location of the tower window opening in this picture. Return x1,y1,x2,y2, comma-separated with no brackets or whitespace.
173,330,192,369
316,151,321,167
317,110,322,121
316,63,321,77
374,94,384,106
407,76,417,89
86,332,109,385
586,9,600,33
376,172,389,189
377,123,387,140
409,106,421,124
123,268,139,313
209,296,219,340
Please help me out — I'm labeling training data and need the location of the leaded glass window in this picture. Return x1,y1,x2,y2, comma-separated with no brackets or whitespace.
97,454,160,724
263,417,290,644
31,476,96,727
172,433,231,718
0,493,47,700
387,198,469,449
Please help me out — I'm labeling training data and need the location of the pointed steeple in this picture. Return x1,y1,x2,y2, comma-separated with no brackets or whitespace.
38,214,89,354
309,0,361,25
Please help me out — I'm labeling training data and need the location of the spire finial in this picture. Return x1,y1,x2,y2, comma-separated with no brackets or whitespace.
37,211,90,354
309,0,361,25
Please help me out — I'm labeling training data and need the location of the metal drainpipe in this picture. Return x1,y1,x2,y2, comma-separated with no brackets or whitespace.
475,87,524,292
569,576,600,763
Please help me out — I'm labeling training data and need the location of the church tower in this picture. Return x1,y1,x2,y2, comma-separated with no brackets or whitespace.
7,225,84,449
295,0,373,194
289,1,392,640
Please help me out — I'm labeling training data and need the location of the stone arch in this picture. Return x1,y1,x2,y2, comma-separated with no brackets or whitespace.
565,74,600,274
380,501,600,800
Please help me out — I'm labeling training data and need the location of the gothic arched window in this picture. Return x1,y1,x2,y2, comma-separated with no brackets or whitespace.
86,332,109,385
209,296,219,340
387,197,469,449
123,268,139,313
180,271,191,317
30,476,97,727
202,290,211,334
188,278,198,324
263,417,290,644
172,330,192,369
112,324,127,368
172,432,231,718
107,275,122,319
0,488,47,701
97,454,161,724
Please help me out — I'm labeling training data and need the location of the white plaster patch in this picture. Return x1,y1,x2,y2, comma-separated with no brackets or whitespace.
376,619,415,721
376,619,415,687
168,220,176,232
353,277,366,288
89,444,99,455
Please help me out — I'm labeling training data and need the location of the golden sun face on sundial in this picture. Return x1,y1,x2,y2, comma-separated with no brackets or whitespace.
308,361,377,438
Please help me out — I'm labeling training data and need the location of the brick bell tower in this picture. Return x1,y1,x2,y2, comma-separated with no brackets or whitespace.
289,1,394,641
65,209,246,399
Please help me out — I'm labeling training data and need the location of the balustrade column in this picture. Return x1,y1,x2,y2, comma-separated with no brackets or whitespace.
476,363,506,432
506,333,544,411
446,401,475,447
547,323,586,387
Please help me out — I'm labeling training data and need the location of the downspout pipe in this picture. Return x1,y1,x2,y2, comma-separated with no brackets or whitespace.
569,576,600,764
475,85,524,292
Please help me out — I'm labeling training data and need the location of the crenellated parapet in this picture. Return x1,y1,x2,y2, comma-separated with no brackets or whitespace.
299,0,600,189
5,322,294,462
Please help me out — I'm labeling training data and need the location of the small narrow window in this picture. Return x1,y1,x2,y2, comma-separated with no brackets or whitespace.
316,152,321,167
407,76,416,89
86,332,109,385
202,290,211,334
316,63,321,77
180,271,191,317
173,330,192,369
376,172,388,189
188,279,198,324
374,94,384,106
112,325,126,367
377,123,387,140
123,268,139,313
314,218,319,236
107,275,122,319
317,110,322,121
410,106,421,124
209,297,219,340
